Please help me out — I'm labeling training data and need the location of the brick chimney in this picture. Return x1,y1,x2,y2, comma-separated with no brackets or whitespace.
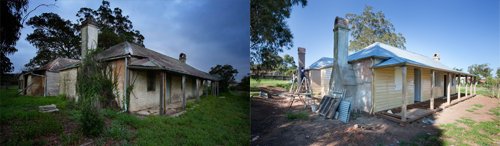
433,53,440,61
179,53,187,63
297,47,306,79
81,16,99,59
333,17,349,68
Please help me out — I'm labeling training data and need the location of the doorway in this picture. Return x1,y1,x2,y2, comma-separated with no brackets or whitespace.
414,69,421,102
444,74,448,97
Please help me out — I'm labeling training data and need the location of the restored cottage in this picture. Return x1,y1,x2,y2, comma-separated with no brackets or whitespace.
315,17,478,121
307,57,334,96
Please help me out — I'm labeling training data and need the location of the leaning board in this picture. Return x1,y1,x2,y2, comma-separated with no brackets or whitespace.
338,101,351,123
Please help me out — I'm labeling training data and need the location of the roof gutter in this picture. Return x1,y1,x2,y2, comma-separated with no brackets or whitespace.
373,62,476,76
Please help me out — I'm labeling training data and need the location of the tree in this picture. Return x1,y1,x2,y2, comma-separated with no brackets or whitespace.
278,54,296,76
496,68,500,79
24,13,80,69
209,64,238,92
468,64,492,79
1,0,28,74
238,74,250,91
346,6,406,51
25,0,145,69
250,0,307,75
76,0,144,49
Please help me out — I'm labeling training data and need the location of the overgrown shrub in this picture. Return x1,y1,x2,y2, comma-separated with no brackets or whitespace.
76,48,117,137
80,105,104,137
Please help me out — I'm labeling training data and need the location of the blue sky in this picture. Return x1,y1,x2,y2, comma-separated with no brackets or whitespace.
9,0,250,80
283,0,500,75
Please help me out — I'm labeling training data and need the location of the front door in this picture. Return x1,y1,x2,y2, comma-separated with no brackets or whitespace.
444,74,448,97
414,69,421,102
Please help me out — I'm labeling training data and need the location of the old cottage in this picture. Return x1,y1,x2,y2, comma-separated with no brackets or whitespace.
18,58,79,96
307,57,333,96
23,17,220,115
314,17,478,121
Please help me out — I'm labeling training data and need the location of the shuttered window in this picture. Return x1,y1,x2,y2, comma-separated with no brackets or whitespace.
147,72,156,91
394,67,402,90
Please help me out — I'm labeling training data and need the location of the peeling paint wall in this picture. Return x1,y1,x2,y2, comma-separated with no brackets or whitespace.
59,68,78,100
109,59,125,109
129,70,160,112
46,72,60,96
27,75,44,96
351,59,374,112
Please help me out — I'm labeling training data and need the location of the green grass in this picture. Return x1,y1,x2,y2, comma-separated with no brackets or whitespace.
286,111,309,120
438,117,500,145
0,88,250,145
250,78,289,88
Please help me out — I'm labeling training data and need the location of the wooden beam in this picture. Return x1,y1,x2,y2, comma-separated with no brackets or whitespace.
182,75,186,109
474,77,477,95
401,66,407,122
160,72,164,115
447,73,451,106
465,76,468,97
457,74,461,100
196,79,200,101
430,70,435,110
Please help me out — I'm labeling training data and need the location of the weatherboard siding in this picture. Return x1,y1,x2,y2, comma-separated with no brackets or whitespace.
373,67,415,112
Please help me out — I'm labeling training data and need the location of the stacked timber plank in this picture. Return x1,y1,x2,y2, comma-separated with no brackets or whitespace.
317,89,349,122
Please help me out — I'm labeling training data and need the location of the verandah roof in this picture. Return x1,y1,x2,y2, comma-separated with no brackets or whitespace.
347,42,475,76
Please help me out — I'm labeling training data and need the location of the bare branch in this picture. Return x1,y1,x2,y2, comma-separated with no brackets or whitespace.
22,3,58,25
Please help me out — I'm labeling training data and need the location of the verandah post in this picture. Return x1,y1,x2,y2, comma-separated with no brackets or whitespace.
401,66,407,122
430,70,435,110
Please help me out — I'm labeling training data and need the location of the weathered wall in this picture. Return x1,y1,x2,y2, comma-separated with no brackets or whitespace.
373,66,415,112
59,68,78,100
109,59,125,109
321,68,332,96
27,75,44,96
351,59,374,112
129,70,160,112
170,75,183,104
45,71,60,96
308,69,322,96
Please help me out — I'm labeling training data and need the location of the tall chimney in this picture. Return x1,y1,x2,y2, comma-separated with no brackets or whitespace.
333,17,349,68
81,16,99,59
297,47,306,79
179,53,187,63
433,53,440,61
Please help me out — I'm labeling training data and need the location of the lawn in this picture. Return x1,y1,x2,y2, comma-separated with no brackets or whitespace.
0,88,250,145
250,78,289,88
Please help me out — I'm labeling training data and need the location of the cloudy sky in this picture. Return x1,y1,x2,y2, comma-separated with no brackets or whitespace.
9,0,250,80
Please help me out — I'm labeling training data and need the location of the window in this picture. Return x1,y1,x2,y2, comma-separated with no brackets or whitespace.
434,73,441,87
147,71,156,91
394,67,402,90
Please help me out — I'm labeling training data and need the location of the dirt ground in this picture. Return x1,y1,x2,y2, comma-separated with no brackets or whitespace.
251,93,498,146
433,95,499,125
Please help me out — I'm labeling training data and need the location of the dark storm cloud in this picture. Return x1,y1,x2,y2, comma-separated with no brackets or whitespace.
10,0,250,80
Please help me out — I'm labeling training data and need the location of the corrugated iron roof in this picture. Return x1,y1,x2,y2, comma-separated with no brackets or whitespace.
348,42,473,75
40,58,80,72
308,57,334,69
309,42,473,76
97,42,219,81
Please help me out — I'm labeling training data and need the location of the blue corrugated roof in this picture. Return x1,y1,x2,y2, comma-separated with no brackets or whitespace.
348,42,472,75
308,57,334,69
310,42,473,75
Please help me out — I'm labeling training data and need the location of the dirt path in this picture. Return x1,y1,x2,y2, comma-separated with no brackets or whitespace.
251,95,444,145
434,95,499,125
